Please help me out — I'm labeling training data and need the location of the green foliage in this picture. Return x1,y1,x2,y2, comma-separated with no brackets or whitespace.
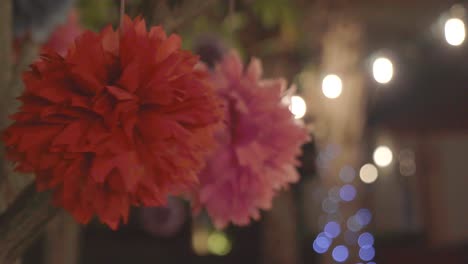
251,0,299,30
77,0,116,31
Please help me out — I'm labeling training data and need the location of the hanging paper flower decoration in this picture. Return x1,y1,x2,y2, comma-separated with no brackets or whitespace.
43,10,82,56
194,51,309,229
14,0,75,42
3,16,223,229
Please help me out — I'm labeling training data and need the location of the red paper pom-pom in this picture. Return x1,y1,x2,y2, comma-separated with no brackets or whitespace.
3,16,223,229
193,51,309,229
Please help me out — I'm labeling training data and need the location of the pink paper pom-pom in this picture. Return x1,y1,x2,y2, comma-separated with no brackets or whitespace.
194,51,310,229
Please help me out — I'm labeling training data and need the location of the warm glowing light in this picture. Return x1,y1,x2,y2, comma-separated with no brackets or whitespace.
289,95,307,119
359,164,378,184
322,74,342,99
445,18,466,46
372,57,394,84
373,146,393,167
192,230,210,256
207,231,231,256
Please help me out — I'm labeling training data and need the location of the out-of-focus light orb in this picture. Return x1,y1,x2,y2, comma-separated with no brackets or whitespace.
324,221,341,238
332,245,349,263
207,231,232,256
359,246,375,261
328,186,341,202
313,240,328,254
445,18,466,46
358,232,375,248
339,165,356,183
400,160,416,176
289,95,307,119
399,149,416,176
314,232,332,252
322,74,343,99
356,209,373,226
339,184,357,202
373,146,393,167
192,230,210,256
322,198,339,214
372,57,394,84
347,216,363,232
359,164,378,184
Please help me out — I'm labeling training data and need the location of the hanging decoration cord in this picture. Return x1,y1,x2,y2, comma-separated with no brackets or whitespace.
120,0,126,27
229,0,235,34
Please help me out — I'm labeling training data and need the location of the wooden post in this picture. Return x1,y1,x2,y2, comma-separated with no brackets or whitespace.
261,191,300,264
44,213,81,264
0,0,13,212
0,0,12,102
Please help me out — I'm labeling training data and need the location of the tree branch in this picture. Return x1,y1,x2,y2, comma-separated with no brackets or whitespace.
0,184,59,264
0,0,12,130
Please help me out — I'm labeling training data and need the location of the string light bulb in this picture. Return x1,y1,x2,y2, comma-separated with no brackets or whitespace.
445,18,466,46
373,146,393,168
322,74,342,99
372,57,394,84
289,95,307,119
359,164,378,184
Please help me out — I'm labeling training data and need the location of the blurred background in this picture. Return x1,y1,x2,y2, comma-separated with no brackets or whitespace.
4,0,468,263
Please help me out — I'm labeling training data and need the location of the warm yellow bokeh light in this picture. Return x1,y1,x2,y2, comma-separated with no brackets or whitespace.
372,57,394,84
359,164,379,184
207,231,232,256
322,74,342,99
445,18,466,46
289,95,307,119
192,230,210,256
373,146,393,167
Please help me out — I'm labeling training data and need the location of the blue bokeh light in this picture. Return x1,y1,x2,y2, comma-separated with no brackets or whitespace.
324,221,341,238
359,246,375,261
332,245,349,262
339,165,356,183
312,240,328,254
356,208,372,226
339,184,357,202
316,232,332,249
358,232,375,249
